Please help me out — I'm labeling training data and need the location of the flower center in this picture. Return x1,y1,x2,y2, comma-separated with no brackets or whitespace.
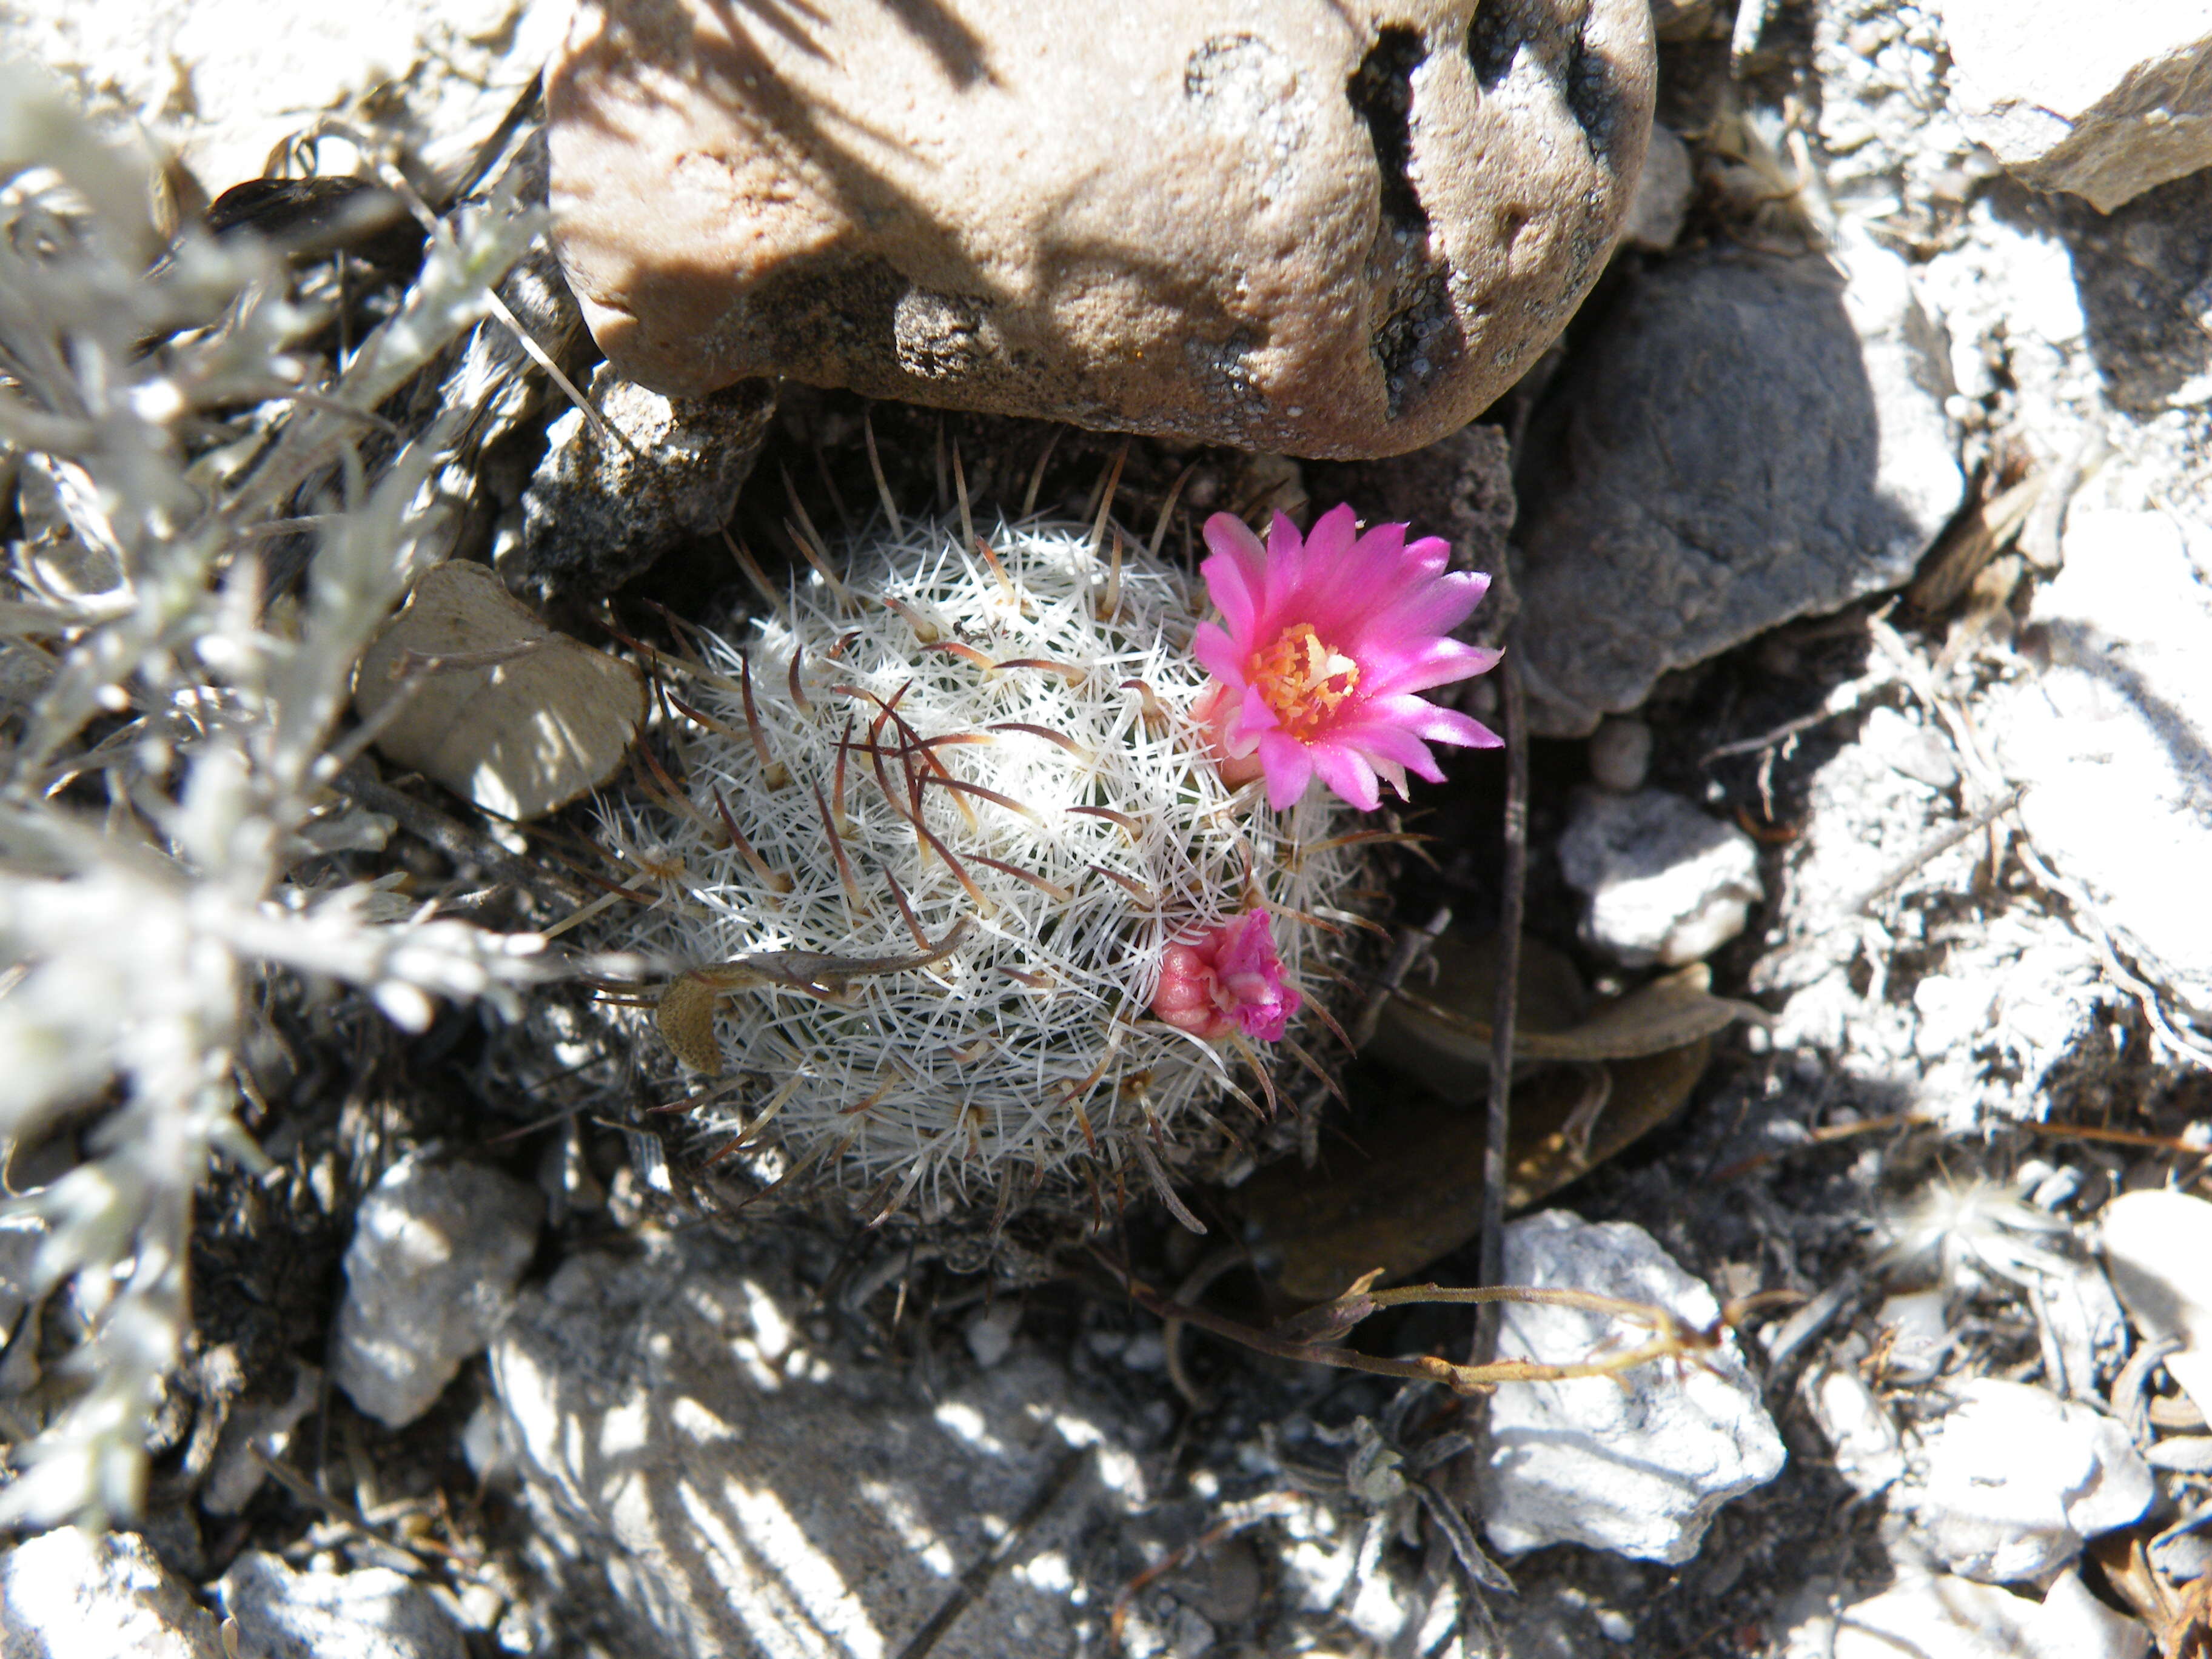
1250,623,1359,739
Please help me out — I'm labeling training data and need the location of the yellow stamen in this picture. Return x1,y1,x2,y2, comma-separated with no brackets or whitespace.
1250,623,1359,738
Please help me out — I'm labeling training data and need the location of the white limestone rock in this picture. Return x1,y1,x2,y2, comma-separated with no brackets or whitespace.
331,1155,543,1429
1559,788,1764,967
1784,1569,2148,1659
216,1553,466,1659
1940,0,2212,212
1986,508,2212,1021
1481,1210,1786,1563
1901,1377,2153,1582
0,0,562,198
2100,1188,2212,1426
1800,1356,1906,1498
0,1527,223,1659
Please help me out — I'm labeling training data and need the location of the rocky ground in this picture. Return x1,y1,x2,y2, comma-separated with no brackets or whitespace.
4,1,2212,1657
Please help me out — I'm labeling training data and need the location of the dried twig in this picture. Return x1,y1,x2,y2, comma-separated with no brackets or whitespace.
1094,1250,1782,1398
893,1450,1091,1659
1848,786,2024,914
1475,653,1529,1372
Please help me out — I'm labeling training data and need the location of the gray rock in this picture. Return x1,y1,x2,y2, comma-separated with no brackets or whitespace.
491,1230,1144,1658
0,1527,223,1659
1901,1378,2153,1582
216,1553,466,1659
1513,239,1963,734
331,1155,542,1428
1986,507,2212,1021
548,0,1655,459
1586,715,1653,793
1941,0,2212,213
201,1362,321,1516
511,364,776,603
1623,124,1694,252
0,1213,45,1395
1481,1210,1786,1563
1558,788,1763,967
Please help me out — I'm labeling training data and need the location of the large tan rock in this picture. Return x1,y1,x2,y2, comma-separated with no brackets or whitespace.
548,0,1654,459
1941,0,2212,213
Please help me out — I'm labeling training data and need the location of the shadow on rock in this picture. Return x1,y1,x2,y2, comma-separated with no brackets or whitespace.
490,1229,1137,1657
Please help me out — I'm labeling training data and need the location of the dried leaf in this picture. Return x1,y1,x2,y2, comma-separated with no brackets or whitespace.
352,561,645,821
1269,1269,1384,1345
1374,930,1764,1086
655,920,971,1074
1243,930,1756,1302
655,976,725,1074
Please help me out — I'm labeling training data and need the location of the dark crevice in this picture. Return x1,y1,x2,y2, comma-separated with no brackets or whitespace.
1563,22,1617,158
1466,0,1533,92
1470,1,1618,159
1348,27,1431,237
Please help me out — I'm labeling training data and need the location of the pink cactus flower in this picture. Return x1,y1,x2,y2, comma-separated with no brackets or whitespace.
1191,504,1501,812
1152,911,1302,1042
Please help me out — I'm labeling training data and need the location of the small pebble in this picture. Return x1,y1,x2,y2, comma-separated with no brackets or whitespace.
1800,1354,1905,1497
1122,1332,1167,1372
2150,1524,2212,1583
2147,1436,2212,1474
964,1301,1021,1369
2029,1165,2084,1212
1558,788,1763,967
1874,1291,1951,1384
1587,716,1654,792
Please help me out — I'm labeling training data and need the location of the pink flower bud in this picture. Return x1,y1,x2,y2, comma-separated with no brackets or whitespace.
1151,911,1301,1042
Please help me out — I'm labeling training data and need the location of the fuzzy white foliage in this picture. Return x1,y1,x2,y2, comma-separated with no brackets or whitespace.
0,61,548,1526
607,517,1373,1216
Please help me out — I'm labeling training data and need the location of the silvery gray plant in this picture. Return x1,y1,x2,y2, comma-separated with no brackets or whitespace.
0,62,548,1526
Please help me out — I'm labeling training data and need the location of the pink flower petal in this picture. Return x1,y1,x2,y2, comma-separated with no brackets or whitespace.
1261,508,1321,617
1310,740,1383,811
1190,501,1500,809
1364,638,1503,697
1347,574,1490,657
1341,720,1450,782
1199,514,1268,638
1236,682,1281,742
1191,621,1243,684
1256,730,1315,809
1152,913,1301,1043
1355,693,1504,750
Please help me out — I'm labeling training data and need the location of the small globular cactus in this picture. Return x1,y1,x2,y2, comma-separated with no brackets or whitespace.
602,498,1495,1221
